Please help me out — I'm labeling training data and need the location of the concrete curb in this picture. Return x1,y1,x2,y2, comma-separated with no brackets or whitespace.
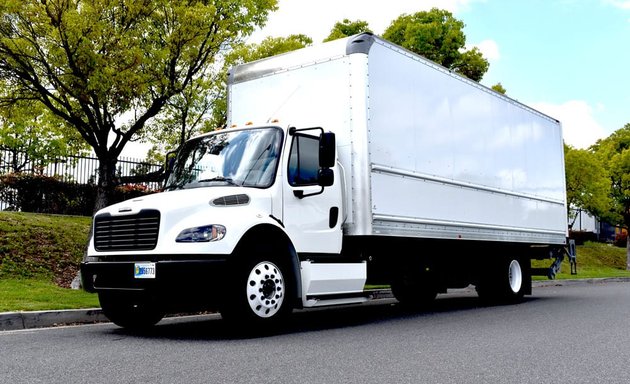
0,308,108,331
2,278,629,331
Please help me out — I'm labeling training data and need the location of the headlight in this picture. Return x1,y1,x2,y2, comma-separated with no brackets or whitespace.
176,225,226,242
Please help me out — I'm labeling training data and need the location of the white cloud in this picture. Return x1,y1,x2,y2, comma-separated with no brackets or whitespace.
530,100,608,149
469,39,500,61
250,0,481,44
603,0,630,10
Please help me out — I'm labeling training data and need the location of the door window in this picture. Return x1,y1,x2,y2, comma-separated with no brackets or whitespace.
288,134,319,186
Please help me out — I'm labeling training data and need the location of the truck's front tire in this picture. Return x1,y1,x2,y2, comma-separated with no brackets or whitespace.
98,292,165,330
220,252,294,328
245,260,286,318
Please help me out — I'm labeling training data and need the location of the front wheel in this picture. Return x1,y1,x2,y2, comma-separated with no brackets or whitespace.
220,255,294,327
246,261,287,318
98,292,165,330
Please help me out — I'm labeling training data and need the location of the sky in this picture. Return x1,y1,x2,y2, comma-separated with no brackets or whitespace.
246,0,630,150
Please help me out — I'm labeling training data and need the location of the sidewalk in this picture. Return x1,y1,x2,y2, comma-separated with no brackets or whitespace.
2,278,629,331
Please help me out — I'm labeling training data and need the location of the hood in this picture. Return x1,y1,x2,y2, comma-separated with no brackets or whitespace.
90,186,275,256
98,187,261,217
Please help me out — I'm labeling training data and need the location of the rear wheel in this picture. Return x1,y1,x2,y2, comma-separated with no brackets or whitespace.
391,271,438,310
98,292,164,330
476,257,527,303
506,259,524,296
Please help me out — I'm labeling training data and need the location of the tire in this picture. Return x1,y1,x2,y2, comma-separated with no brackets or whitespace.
391,275,438,310
98,292,165,330
476,257,527,304
505,259,524,298
220,253,294,328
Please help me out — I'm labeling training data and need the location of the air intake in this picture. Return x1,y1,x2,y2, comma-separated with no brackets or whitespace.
212,194,250,206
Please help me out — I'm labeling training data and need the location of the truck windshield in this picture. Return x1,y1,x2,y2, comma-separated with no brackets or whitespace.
164,127,283,190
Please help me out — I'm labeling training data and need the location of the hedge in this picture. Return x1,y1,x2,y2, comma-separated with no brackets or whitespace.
0,173,155,216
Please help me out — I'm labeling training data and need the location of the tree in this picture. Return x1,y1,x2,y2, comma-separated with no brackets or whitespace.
0,0,278,211
563,143,611,229
323,19,371,42
491,83,507,95
591,123,630,269
141,33,312,164
142,76,219,164
0,98,89,173
382,8,489,81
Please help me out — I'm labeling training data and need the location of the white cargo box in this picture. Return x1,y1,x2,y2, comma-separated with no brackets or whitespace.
228,33,567,246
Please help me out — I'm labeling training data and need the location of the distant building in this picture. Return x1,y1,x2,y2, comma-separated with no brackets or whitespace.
570,207,626,243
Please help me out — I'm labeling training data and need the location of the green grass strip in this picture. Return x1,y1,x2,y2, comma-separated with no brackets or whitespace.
0,278,99,312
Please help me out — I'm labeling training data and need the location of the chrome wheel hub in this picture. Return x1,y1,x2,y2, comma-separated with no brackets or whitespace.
246,261,285,318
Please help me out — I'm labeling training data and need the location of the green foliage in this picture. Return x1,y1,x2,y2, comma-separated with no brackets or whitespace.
0,99,89,172
564,144,611,225
453,47,489,82
323,19,372,42
0,0,278,210
382,8,489,81
491,83,507,94
142,76,220,163
0,173,154,216
592,123,630,228
233,34,313,62
143,33,312,163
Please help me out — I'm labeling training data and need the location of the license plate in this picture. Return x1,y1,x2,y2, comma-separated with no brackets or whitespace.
134,262,156,279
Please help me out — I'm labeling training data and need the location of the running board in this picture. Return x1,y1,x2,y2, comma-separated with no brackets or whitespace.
300,261,367,308
304,294,369,308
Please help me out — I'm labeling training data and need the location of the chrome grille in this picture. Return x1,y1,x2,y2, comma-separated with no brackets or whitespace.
94,210,160,251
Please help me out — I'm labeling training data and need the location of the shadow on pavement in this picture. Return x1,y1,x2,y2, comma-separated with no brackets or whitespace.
107,292,545,341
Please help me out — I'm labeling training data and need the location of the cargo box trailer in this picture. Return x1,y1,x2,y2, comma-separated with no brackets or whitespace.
81,33,574,330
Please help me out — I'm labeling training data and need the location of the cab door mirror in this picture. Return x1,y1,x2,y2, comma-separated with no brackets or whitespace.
165,150,177,173
318,168,334,187
319,132,336,168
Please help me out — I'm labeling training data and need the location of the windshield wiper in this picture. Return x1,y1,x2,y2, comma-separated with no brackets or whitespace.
197,176,241,186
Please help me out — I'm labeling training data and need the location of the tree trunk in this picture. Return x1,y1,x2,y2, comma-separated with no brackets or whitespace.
94,157,118,213
626,234,630,271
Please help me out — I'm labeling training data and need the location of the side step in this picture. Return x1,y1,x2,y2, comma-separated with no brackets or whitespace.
531,240,577,279
301,261,367,308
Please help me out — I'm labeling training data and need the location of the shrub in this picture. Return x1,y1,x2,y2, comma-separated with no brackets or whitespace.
614,231,628,248
0,173,156,216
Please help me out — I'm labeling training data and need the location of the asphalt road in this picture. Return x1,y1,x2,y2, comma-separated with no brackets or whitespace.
2,280,630,384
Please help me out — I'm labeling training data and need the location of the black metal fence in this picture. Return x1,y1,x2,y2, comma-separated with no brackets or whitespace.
0,148,162,211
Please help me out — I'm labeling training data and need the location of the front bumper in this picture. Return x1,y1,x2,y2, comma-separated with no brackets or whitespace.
80,256,228,310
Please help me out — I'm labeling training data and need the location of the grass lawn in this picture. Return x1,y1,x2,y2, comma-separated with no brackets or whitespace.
0,278,99,312
533,240,630,280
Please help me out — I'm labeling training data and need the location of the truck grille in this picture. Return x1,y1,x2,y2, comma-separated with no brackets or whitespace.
94,210,160,251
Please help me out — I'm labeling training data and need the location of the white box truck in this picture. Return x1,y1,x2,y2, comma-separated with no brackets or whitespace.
81,33,574,329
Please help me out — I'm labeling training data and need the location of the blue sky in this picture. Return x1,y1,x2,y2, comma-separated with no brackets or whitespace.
249,0,630,149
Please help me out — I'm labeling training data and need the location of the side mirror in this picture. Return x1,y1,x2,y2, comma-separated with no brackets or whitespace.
165,151,177,173
319,132,336,168
318,168,334,187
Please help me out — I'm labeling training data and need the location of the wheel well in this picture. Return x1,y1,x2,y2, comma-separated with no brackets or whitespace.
233,224,302,308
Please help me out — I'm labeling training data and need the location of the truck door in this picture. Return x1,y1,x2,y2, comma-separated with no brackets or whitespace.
282,129,343,254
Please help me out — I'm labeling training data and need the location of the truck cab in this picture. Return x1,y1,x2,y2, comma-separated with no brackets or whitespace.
81,124,365,329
